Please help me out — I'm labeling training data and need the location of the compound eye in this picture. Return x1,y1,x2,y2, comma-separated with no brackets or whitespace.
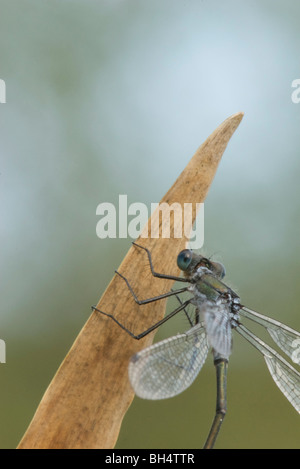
177,249,193,271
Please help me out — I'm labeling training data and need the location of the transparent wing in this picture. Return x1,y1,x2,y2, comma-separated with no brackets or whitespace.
128,323,209,400
240,307,300,364
236,324,300,413
202,301,232,359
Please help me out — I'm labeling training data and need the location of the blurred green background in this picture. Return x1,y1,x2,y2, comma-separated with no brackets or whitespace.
1,0,300,449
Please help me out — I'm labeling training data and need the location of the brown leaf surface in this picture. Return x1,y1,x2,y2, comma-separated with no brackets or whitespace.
18,112,244,449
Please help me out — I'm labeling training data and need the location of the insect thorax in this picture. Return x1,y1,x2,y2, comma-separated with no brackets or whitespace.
188,271,241,328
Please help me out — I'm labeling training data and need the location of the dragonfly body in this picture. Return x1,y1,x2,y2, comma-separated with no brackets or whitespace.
180,249,241,360
93,243,300,448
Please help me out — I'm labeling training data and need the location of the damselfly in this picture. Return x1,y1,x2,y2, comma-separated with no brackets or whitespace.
93,243,300,448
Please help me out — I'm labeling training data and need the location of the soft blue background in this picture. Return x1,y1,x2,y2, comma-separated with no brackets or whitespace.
0,0,299,448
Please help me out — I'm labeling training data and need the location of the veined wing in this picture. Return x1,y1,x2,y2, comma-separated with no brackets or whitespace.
240,307,300,364
128,323,209,400
236,323,300,413
202,301,232,359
